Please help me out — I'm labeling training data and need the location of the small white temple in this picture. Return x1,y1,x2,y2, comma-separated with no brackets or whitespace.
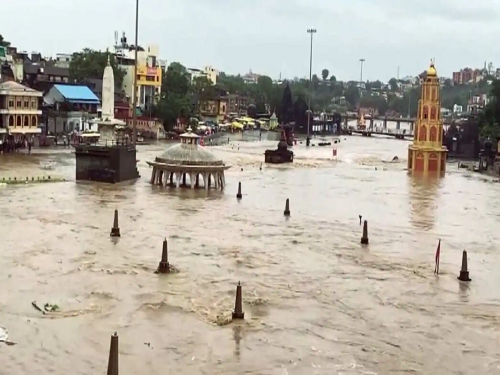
146,128,231,190
94,56,126,145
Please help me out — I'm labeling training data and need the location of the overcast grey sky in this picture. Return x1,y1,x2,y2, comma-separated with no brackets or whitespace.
3,0,500,81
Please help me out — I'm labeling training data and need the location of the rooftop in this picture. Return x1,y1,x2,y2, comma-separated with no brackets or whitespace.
54,84,100,103
0,81,42,96
154,128,225,167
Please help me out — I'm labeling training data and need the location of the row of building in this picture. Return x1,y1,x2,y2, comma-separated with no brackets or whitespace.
0,31,265,144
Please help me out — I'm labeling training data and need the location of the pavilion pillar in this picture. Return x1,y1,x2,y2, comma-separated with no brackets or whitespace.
158,170,163,185
163,170,168,187
150,166,157,184
175,173,181,188
190,172,195,189
203,172,209,190
221,172,226,190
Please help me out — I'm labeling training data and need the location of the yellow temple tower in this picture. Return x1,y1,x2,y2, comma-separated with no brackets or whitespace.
407,61,448,175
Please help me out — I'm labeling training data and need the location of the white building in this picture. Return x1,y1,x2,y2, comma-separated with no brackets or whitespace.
453,104,463,114
188,66,219,84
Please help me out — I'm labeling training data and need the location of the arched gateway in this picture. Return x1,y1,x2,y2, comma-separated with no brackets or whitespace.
146,128,231,190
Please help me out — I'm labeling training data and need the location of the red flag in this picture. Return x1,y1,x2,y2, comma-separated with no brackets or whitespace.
434,239,441,274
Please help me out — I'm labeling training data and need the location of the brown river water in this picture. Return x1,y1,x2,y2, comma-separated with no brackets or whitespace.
1,135,500,375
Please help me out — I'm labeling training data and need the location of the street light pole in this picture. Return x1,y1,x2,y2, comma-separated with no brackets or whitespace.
359,58,365,97
131,0,139,145
306,28,317,147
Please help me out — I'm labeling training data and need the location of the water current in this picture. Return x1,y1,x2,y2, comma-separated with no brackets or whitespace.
1,134,500,375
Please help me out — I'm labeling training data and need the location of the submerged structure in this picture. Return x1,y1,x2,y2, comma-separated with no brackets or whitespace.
147,127,230,190
74,57,139,183
407,61,448,176
280,83,295,147
264,83,295,164
264,132,294,164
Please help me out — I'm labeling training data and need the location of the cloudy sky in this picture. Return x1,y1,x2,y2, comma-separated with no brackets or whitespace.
3,0,500,81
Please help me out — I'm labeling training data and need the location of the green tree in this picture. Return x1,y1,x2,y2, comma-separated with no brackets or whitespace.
191,76,216,99
479,80,500,138
151,62,194,130
388,78,399,92
0,34,10,47
69,49,126,87
257,75,273,100
321,69,329,81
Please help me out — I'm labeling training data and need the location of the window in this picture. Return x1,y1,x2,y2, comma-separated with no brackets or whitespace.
16,100,22,108
24,116,29,127
31,115,37,127
146,76,155,81
8,99,14,108
16,116,22,127
32,100,37,109
24,100,29,108
8,116,14,126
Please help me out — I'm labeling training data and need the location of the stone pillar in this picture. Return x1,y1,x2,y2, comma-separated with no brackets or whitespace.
163,170,168,187
214,173,219,190
150,166,157,184
221,172,225,190
175,172,181,188
190,172,195,189
203,173,209,190
158,170,163,185
396,121,400,130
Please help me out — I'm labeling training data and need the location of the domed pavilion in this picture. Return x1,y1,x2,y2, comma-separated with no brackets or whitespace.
147,128,230,190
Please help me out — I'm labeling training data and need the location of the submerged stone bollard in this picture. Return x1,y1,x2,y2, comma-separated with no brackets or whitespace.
107,332,119,375
359,215,362,225
284,198,290,216
110,209,120,237
361,220,369,245
156,238,170,274
232,281,244,320
457,250,471,282
236,182,242,199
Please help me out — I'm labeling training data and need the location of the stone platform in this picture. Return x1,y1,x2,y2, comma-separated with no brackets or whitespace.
74,142,140,183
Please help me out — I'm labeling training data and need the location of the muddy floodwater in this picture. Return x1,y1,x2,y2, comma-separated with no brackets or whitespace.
1,135,500,375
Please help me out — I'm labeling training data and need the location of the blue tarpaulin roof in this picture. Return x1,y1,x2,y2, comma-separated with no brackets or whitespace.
54,84,100,103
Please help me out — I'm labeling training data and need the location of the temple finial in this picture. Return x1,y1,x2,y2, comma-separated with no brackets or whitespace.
187,126,192,133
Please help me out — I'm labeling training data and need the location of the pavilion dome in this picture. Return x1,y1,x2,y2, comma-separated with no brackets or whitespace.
155,128,224,166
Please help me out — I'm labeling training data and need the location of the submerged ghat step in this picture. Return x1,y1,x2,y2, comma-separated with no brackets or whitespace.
0,176,66,185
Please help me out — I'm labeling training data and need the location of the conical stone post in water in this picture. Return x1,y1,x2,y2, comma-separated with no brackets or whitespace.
284,198,290,216
157,238,170,274
457,250,471,282
232,281,244,320
361,220,369,244
107,332,119,375
110,209,120,237
236,182,242,199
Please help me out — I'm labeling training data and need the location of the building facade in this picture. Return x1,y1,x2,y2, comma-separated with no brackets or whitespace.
407,62,448,176
0,81,42,142
114,34,162,110
44,84,100,134
198,97,228,123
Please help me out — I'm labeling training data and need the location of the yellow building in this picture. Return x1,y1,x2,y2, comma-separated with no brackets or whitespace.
199,97,228,123
407,61,448,176
0,81,42,142
118,48,162,109
136,64,162,106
